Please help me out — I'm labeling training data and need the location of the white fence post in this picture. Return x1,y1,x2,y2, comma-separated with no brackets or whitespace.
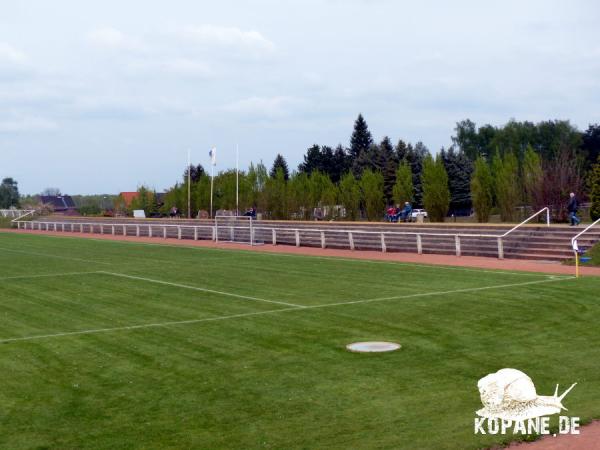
178,226,182,240
213,226,217,242
381,233,386,253
136,225,140,237
321,231,326,249
111,225,115,235
149,226,153,238
455,235,461,257
272,229,277,245
497,237,504,259
348,231,355,250
416,234,422,254
122,225,126,236
194,227,198,241
163,226,167,239
295,230,300,247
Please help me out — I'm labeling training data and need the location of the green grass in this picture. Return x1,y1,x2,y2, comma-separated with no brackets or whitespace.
581,242,600,266
0,233,599,449
0,217,13,228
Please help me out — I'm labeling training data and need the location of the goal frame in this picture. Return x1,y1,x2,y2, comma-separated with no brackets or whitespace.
214,215,255,246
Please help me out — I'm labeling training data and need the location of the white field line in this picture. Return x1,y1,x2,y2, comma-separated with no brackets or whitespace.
98,271,304,308
0,246,111,265
0,276,573,344
0,271,100,282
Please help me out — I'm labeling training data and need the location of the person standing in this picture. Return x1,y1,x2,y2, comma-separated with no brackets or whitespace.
568,192,581,226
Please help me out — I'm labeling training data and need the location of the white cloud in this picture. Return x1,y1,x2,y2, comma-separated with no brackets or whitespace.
87,27,145,51
179,25,275,54
0,43,28,65
0,114,57,133
222,96,306,118
153,58,212,78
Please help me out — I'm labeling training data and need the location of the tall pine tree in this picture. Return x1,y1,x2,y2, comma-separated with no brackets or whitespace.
441,147,473,215
374,136,398,204
270,154,290,180
405,142,429,207
350,114,374,176
422,154,450,222
471,156,494,222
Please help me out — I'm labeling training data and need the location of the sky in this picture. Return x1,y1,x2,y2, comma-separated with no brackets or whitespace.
1,0,599,195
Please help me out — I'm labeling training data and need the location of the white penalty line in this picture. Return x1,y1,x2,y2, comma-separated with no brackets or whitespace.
97,271,303,308
0,276,573,344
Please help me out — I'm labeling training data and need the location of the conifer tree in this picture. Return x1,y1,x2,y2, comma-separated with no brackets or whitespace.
422,154,450,222
339,172,361,221
589,156,600,221
393,160,414,205
350,114,374,176
359,169,384,220
471,156,494,222
270,154,290,180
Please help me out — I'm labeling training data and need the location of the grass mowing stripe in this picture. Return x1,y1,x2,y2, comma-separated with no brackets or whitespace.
308,276,575,308
98,271,304,308
0,306,297,343
0,276,572,344
0,271,100,281
6,233,563,278
0,246,111,265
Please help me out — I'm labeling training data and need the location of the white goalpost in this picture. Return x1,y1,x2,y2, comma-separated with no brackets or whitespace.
214,215,258,245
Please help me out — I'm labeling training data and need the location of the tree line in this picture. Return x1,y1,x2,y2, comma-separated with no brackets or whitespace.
144,115,599,222
4,114,600,223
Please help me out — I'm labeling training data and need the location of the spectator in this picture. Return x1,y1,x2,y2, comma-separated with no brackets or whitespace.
386,206,397,222
400,202,413,222
243,206,257,219
567,192,581,226
169,206,179,219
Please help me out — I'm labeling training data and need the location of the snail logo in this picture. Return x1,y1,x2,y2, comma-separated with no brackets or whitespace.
474,368,580,435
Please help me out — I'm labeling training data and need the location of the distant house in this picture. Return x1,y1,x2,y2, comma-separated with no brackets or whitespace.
40,195,78,215
118,191,166,211
119,192,139,208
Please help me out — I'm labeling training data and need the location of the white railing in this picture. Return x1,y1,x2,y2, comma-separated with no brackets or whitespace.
15,213,552,259
571,217,600,251
1,209,36,220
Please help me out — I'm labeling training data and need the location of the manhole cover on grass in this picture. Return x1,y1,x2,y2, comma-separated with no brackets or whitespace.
346,341,401,353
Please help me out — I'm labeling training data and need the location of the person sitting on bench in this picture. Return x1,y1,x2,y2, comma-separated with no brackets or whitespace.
399,202,412,222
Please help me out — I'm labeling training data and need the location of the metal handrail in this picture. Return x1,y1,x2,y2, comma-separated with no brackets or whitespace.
15,211,553,260
571,217,600,251
497,207,550,238
3,209,36,222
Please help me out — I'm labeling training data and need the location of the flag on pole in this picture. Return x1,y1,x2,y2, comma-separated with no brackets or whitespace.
209,147,217,166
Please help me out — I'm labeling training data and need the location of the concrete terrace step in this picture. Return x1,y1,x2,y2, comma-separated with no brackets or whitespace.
22,216,600,262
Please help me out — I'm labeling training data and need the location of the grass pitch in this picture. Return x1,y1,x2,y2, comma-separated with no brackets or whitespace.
0,233,599,449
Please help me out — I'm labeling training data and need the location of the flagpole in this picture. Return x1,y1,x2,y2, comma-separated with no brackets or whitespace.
236,144,239,216
187,149,191,219
210,164,214,219
210,147,215,219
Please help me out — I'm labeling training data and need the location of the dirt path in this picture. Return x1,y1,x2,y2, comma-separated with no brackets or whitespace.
2,228,599,276
505,420,600,449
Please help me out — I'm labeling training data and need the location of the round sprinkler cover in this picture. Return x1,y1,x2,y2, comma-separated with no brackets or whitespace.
346,341,401,353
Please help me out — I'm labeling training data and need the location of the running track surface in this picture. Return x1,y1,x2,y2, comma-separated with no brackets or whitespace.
3,228,599,277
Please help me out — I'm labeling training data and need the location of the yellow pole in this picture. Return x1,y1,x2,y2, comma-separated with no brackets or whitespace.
575,251,579,278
